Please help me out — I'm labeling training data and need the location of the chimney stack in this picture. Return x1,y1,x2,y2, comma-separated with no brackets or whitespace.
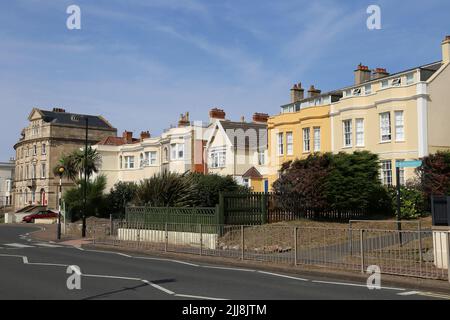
122,131,133,144
240,116,245,123
290,83,304,103
140,131,150,141
442,35,450,64
354,64,371,85
308,85,321,98
178,112,190,127
372,68,390,80
52,107,66,113
252,113,269,123
209,108,226,123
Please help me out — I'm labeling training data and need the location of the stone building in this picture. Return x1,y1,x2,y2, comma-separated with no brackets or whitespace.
0,159,14,209
13,108,117,211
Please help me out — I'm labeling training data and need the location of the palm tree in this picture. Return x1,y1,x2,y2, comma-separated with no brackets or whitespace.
54,147,102,182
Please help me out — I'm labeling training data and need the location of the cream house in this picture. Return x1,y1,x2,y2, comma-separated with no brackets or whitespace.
205,109,268,191
94,113,208,191
330,36,450,186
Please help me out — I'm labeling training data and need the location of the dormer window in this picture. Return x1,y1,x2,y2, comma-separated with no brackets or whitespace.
381,80,389,88
352,88,362,96
364,84,372,95
392,78,402,86
345,89,351,97
406,73,414,85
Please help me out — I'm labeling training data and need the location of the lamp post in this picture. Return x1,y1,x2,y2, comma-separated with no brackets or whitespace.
56,166,65,240
82,116,89,238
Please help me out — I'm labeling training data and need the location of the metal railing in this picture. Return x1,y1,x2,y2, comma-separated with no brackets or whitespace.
90,220,450,282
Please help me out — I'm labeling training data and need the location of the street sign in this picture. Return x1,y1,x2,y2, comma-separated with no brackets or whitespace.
396,160,422,168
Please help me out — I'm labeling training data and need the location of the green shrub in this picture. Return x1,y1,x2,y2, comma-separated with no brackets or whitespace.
388,186,426,219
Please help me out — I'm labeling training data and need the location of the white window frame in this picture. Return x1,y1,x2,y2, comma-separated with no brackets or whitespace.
303,128,310,152
380,112,392,142
395,111,405,142
380,160,393,186
170,143,184,160
286,132,293,155
352,88,362,96
381,80,389,88
355,119,365,147
209,148,226,168
258,151,265,165
406,73,414,85
364,84,372,95
343,120,352,147
313,127,321,152
124,156,135,169
277,133,284,156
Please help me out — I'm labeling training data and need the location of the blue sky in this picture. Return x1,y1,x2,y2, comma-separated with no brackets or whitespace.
1,0,450,159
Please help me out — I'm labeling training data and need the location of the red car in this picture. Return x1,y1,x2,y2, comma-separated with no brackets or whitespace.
22,210,58,223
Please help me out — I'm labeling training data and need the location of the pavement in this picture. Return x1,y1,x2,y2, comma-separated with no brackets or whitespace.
0,224,449,300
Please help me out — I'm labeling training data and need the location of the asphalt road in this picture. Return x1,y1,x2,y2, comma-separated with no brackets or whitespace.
0,224,446,300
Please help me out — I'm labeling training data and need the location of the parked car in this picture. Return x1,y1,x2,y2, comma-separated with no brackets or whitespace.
22,210,58,223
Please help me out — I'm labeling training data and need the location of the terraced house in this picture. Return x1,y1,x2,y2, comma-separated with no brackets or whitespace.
267,35,450,189
266,84,338,188
331,35,450,186
13,108,117,211
94,112,208,191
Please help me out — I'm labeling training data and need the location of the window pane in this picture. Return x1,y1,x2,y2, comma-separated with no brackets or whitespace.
303,128,310,152
343,120,352,147
286,132,293,155
356,119,364,146
395,111,404,141
380,112,391,141
314,127,321,151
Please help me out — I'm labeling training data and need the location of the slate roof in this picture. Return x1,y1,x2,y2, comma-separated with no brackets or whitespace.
219,120,267,150
36,109,115,129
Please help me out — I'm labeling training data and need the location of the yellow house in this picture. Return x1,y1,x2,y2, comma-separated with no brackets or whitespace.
331,36,450,186
266,84,340,188
267,35,450,190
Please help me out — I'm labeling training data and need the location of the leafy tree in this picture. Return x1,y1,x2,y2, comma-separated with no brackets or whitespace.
273,153,331,209
106,181,138,217
417,151,450,197
63,175,108,221
273,151,392,216
388,186,425,219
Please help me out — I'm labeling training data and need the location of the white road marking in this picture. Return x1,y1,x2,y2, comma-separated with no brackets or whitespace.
141,280,175,295
257,271,308,281
83,274,142,281
4,243,34,248
27,262,69,267
174,294,227,300
397,291,420,296
34,243,63,248
202,265,255,272
86,250,131,257
121,255,200,267
312,280,405,291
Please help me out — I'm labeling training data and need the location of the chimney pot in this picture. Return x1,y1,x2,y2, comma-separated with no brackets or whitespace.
140,131,150,141
52,108,66,113
290,82,304,102
354,63,371,85
209,108,226,122
122,131,133,144
372,68,390,80
252,113,269,123
308,85,321,98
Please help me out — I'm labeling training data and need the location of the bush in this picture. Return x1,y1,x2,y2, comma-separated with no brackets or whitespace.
188,173,248,207
388,186,426,219
273,151,392,215
63,175,108,221
135,171,197,207
106,181,138,218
